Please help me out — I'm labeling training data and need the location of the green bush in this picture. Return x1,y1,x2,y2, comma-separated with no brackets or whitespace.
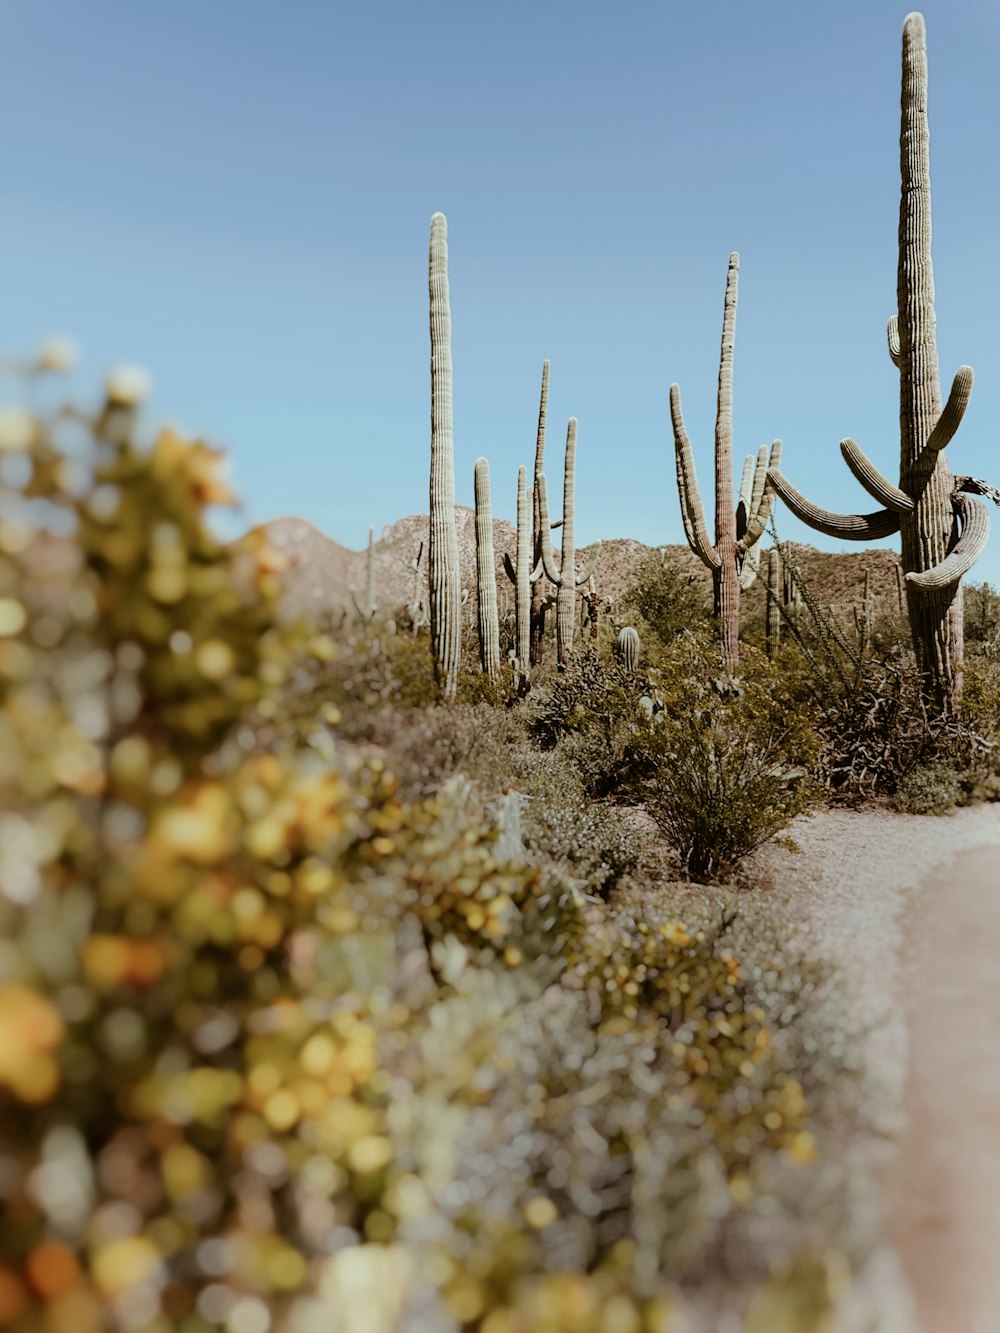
530,648,663,799
893,759,963,815
645,636,818,881
617,550,711,654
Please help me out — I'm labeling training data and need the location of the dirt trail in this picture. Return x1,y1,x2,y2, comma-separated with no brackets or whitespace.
753,805,1000,1331
889,843,1000,1333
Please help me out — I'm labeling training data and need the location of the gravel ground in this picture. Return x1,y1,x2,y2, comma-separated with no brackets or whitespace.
751,804,1000,1332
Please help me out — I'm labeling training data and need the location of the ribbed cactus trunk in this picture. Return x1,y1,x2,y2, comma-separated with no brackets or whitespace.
896,14,961,698
514,466,532,669
530,361,550,665
473,457,501,675
617,626,640,674
555,419,578,667
713,255,740,668
428,213,462,697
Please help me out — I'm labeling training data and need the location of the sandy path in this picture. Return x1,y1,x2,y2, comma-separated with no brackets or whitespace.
753,805,1000,1331
889,843,1000,1333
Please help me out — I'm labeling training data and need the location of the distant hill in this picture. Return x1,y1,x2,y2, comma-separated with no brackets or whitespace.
251,511,904,627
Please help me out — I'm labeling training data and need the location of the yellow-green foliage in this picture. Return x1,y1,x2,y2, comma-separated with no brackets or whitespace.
0,376,833,1332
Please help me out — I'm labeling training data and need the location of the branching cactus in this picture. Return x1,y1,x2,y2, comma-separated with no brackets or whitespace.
536,418,602,667
503,465,541,670
767,15,993,705
616,626,640,674
670,252,781,668
473,457,501,675
350,526,378,620
530,360,550,664
428,212,462,697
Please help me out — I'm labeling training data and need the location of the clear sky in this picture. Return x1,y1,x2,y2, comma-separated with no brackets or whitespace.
3,0,999,587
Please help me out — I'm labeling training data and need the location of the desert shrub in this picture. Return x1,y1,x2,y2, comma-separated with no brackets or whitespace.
0,366,864,1330
530,648,663,798
812,653,985,802
964,580,1000,657
893,759,964,814
644,635,818,881
617,550,711,654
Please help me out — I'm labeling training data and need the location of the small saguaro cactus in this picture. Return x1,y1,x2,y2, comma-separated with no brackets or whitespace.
766,14,994,706
473,457,501,675
428,212,462,697
536,418,602,667
503,465,541,670
670,252,781,669
616,626,640,674
350,527,378,620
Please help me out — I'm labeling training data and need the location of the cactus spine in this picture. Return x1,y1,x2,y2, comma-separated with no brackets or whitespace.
473,457,501,675
428,212,462,697
536,419,602,667
350,526,378,620
767,15,991,706
670,252,781,669
617,626,640,674
530,361,550,664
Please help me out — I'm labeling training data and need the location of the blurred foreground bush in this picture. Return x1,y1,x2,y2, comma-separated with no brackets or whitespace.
0,374,836,1332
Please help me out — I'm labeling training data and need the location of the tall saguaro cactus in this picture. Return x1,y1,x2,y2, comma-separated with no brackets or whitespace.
767,14,992,705
670,252,781,668
537,419,602,667
428,212,462,697
473,457,501,675
530,361,550,664
502,466,539,670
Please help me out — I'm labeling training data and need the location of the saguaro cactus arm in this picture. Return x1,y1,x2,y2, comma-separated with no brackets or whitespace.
926,366,974,452
574,546,602,586
767,468,901,540
738,440,782,552
670,383,722,571
887,315,902,368
736,454,755,536
906,494,991,588
839,439,915,512
534,472,564,584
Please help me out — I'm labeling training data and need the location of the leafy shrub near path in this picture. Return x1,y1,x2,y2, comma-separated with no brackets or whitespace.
0,376,853,1331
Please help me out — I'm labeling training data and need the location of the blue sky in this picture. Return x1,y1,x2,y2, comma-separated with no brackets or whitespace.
3,0,999,587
